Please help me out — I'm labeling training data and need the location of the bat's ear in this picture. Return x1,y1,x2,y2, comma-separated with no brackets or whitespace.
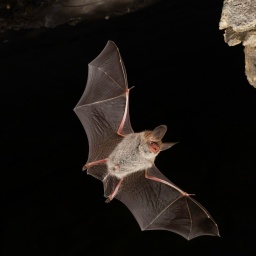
150,125,167,141
160,142,178,151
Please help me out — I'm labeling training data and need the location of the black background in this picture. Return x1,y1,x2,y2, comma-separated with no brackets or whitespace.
2,0,256,255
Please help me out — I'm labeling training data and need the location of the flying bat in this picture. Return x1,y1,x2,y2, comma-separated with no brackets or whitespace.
74,40,220,240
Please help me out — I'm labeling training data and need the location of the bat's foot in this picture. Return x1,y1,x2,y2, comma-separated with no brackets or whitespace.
104,178,123,203
105,196,113,203
82,164,88,171
82,159,107,171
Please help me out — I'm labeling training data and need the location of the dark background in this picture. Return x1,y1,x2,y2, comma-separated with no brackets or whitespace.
2,0,256,255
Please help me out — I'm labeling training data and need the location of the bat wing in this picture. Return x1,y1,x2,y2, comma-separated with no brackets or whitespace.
115,165,219,240
74,41,133,180
74,41,219,240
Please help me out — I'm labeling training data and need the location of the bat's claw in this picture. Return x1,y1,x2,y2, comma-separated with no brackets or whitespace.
82,164,88,171
105,197,112,203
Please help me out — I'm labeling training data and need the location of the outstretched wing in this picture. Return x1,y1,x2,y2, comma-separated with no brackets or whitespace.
74,41,133,180
74,41,219,240
115,165,219,240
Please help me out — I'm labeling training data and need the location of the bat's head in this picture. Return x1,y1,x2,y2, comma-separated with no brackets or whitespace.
142,125,177,157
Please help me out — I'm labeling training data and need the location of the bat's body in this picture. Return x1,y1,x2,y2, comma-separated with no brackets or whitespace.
107,132,156,178
107,126,175,178
74,40,220,240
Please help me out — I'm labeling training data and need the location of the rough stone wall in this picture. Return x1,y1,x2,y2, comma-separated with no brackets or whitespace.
219,0,256,88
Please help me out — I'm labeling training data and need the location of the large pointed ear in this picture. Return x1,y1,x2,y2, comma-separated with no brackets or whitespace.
150,125,167,141
160,142,178,151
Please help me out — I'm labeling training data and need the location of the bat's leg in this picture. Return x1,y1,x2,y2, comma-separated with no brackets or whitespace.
82,159,107,171
105,178,123,203
145,169,194,197
117,87,134,137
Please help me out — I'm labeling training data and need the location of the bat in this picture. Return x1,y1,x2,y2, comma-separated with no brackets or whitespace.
74,40,220,240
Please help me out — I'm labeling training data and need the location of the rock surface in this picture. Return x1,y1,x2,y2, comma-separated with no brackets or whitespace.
219,0,256,88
